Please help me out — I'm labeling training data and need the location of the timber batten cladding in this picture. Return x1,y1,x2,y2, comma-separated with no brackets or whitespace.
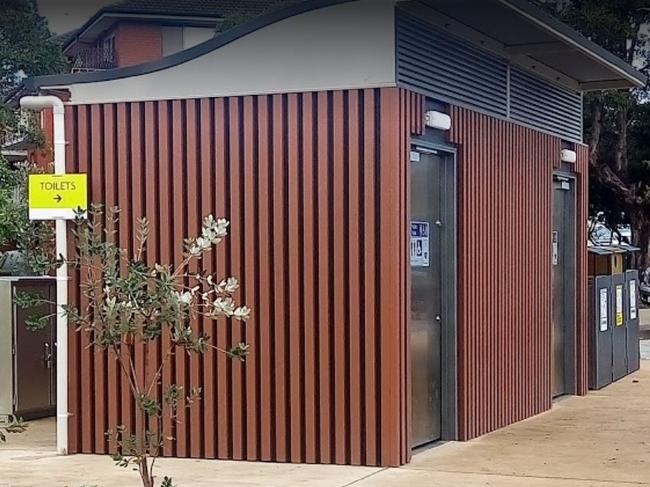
449,107,589,439
64,90,591,460
65,88,418,466
19,0,644,469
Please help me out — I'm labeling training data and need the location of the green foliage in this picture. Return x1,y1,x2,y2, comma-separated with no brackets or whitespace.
0,157,57,275
0,0,66,97
12,289,56,330
0,0,66,148
19,204,250,487
540,1,650,263
551,0,650,62
0,415,27,442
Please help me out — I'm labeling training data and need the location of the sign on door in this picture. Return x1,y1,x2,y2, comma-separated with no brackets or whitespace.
410,221,430,267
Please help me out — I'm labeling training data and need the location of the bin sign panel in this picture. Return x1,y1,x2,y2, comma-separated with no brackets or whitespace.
630,280,638,320
599,288,608,332
29,174,88,220
410,221,430,267
615,285,624,327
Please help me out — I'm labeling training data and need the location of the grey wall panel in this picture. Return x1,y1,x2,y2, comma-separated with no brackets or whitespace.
510,68,583,142
396,12,508,117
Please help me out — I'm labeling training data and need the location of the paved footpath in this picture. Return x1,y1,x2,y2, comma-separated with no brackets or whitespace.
1,363,650,487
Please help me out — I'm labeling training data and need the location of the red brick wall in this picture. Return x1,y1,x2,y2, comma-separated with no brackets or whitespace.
28,109,53,168
114,22,162,67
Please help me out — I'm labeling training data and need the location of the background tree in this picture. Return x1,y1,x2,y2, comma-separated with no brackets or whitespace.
539,0,650,266
0,157,57,274
0,0,64,274
0,0,66,142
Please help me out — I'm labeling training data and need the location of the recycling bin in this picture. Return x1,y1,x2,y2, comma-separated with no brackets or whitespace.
588,276,613,390
625,270,640,374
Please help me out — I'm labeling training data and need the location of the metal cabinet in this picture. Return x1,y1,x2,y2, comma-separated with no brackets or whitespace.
0,277,56,420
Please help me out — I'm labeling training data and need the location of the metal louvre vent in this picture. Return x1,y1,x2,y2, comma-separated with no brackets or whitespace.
510,68,583,142
396,12,508,117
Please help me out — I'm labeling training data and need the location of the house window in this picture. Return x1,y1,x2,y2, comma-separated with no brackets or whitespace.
162,26,213,56
162,26,183,55
102,34,115,64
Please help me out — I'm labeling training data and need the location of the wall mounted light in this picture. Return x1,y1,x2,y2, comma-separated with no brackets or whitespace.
560,149,577,163
425,110,451,131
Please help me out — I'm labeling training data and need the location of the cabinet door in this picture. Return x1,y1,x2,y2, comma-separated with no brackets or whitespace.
13,281,56,419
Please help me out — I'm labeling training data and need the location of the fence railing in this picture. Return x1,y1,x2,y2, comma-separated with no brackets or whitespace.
71,44,117,72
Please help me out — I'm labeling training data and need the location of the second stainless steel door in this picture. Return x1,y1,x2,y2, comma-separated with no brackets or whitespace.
552,176,576,397
410,150,443,446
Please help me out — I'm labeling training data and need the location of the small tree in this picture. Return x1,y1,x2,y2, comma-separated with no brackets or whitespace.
21,205,250,487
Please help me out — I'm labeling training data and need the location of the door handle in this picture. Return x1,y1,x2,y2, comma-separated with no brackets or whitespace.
44,342,52,369
435,315,442,322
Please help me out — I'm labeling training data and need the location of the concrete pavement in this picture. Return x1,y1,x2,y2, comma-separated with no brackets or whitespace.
1,364,649,486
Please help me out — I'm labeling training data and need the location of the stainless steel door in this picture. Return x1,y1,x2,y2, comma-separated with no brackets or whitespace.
552,177,575,397
410,151,442,446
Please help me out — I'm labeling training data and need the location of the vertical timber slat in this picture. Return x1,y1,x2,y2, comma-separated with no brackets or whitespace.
68,88,417,466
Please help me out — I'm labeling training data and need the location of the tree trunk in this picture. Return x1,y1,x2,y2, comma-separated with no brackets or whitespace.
614,104,629,173
139,456,155,487
630,208,650,270
587,97,603,166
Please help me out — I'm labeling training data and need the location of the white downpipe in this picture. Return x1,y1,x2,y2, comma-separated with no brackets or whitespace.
19,96,68,455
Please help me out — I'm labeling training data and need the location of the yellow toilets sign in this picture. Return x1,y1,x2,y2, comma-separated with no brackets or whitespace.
28,174,88,220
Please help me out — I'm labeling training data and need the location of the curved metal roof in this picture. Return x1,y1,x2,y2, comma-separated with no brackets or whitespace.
24,0,352,92
22,0,646,94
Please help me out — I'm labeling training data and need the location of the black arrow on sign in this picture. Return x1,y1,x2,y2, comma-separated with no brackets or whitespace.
54,194,62,203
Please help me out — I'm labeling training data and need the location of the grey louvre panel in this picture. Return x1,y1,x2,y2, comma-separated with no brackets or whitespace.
396,11,508,117
510,68,583,141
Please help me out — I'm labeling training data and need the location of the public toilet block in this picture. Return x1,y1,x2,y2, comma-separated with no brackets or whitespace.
19,0,645,467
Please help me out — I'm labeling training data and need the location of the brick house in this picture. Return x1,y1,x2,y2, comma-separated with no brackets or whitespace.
5,1,282,165
59,0,281,71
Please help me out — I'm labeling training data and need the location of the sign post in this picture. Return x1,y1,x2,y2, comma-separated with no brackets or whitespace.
28,174,88,220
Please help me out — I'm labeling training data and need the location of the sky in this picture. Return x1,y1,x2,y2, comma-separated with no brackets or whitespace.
37,0,116,34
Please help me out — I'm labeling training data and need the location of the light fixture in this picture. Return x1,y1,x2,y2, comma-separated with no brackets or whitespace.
560,149,577,163
425,110,451,131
